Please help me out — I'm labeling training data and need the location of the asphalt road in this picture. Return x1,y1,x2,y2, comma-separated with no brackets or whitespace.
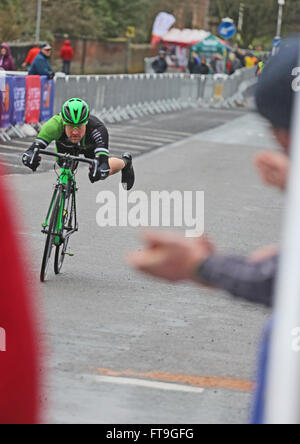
2,107,283,424
0,107,249,176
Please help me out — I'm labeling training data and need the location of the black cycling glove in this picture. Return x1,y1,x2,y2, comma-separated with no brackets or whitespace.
22,144,42,172
89,158,110,183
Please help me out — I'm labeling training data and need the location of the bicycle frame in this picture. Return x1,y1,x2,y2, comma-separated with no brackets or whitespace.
35,149,96,281
42,167,78,246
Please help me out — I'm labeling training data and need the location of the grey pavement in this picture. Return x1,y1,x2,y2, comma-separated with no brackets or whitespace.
0,107,250,176
3,109,283,424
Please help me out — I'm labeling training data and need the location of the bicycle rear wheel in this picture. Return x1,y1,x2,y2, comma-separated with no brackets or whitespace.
54,185,75,275
40,189,61,282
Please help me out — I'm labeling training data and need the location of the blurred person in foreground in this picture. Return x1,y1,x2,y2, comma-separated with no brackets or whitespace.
0,43,15,71
128,37,298,306
22,45,41,69
0,164,41,424
128,37,298,422
29,43,55,79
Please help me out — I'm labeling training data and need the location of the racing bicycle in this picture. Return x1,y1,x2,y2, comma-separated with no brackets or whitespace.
32,148,97,282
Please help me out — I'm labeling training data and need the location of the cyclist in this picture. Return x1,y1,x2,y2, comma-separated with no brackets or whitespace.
22,98,135,190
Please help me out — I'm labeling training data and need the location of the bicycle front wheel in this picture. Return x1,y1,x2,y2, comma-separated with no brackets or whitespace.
40,189,61,282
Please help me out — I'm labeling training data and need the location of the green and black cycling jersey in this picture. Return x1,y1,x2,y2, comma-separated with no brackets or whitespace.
32,113,109,163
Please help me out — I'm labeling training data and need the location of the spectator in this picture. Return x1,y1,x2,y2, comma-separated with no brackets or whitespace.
245,52,259,69
151,49,168,74
128,37,299,423
28,43,54,79
256,59,265,77
211,53,224,74
21,45,41,69
188,52,201,74
128,37,298,309
234,48,246,68
0,163,41,423
0,43,15,71
227,53,242,75
59,40,74,75
198,58,210,75
189,53,210,75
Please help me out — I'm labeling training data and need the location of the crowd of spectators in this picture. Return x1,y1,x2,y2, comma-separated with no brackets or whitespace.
151,43,268,76
0,40,75,77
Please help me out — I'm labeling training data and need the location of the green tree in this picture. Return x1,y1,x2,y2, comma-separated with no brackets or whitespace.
210,0,300,48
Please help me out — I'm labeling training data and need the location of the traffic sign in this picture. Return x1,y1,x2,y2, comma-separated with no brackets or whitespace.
126,26,136,39
218,21,236,39
273,36,281,48
272,36,282,55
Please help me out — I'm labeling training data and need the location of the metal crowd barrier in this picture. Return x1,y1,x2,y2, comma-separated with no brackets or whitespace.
0,68,256,140
54,68,256,124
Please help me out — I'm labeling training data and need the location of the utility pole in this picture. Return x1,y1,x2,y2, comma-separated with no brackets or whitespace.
35,0,42,43
237,2,244,43
272,0,285,55
238,2,244,33
276,0,285,38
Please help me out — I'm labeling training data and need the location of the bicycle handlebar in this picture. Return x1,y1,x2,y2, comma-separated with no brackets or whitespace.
36,148,96,167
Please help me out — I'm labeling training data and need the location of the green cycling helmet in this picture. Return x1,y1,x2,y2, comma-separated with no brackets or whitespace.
62,98,90,126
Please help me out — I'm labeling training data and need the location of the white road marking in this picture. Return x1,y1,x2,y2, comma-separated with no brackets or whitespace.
111,136,163,146
110,141,149,150
110,126,192,138
110,131,177,143
0,144,27,152
0,151,24,159
92,375,204,393
5,139,32,146
0,162,24,169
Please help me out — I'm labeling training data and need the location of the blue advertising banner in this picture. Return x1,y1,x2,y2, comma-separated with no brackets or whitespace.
12,76,26,125
0,76,14,128
40,76,55,122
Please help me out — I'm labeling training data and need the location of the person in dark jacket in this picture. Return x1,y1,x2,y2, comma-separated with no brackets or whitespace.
188,52,200,74
151,50,168,74
0,43,15,71
28,43,54,79
198,58,210,75
60,40,74,75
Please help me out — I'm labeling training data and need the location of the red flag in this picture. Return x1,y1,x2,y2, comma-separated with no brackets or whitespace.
25,76,41,124
0,164,41,424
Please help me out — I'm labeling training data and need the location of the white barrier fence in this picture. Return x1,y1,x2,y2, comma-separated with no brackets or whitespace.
1,68,256,141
